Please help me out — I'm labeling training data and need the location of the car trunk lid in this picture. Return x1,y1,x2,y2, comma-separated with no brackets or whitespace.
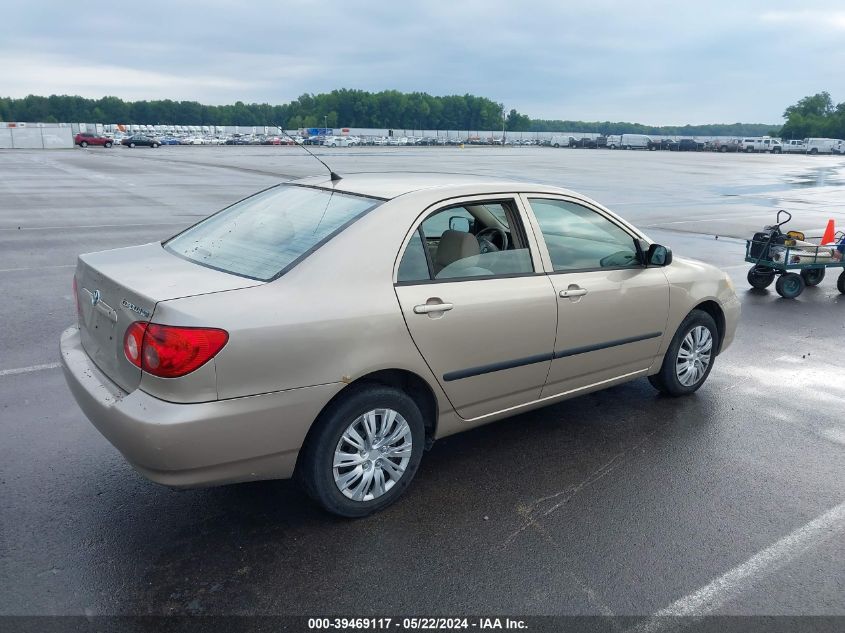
74,242,262,392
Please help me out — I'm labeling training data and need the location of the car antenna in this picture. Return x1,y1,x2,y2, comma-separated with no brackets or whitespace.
274,124,342,182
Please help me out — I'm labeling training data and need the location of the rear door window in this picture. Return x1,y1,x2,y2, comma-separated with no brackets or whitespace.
395,199,534,283
165,185,380,281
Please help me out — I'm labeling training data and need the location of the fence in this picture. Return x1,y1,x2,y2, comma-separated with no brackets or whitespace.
0,123,74,149
1,121,746,148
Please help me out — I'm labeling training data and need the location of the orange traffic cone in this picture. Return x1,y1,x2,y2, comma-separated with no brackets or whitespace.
821,219,836,244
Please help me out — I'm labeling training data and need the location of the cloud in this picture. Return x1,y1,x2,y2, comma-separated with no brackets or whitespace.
1,0,843,124
761,10,845,30
0,53,258,102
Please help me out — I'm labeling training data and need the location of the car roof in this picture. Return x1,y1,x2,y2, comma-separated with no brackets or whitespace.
289,172,570,200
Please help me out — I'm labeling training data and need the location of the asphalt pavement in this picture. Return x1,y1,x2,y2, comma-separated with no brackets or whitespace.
1,146,843,618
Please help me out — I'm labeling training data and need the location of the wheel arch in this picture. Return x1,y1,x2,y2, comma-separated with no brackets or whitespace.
296,368,439,473
691,300,725,354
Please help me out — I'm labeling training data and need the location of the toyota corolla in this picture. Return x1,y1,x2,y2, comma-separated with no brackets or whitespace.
61,173,740,516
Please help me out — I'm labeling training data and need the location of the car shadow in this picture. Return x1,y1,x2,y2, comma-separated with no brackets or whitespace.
85,378,712,615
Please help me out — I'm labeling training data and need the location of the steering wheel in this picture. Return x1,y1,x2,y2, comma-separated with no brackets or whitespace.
476,227,509,253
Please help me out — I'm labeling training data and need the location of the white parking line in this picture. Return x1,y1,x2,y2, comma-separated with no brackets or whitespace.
635,501,845,631
0,222,186,231
0,264,74,273
643,214,775,228
0,362,62,377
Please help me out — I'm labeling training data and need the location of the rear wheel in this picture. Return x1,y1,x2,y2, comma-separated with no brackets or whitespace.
649,310,718,396
745,146,753,153
837,271,845,294
80,141,88,148
152,142,160,148
747,265,775,289
129,142,136,148
775,272,805,298
104,141,112,148
800,268,825,286
810,148,819,155
553,143,560,148
297,385,425,517
720,146,728,153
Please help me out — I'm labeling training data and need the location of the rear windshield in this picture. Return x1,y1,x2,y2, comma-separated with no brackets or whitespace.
165,185,380,281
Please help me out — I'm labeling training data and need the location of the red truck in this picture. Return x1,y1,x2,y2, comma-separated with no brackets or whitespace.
74,132,114,148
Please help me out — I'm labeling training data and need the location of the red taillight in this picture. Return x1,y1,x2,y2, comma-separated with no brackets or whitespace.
123,322,228,378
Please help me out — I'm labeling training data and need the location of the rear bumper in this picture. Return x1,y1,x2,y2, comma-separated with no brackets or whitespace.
60,326,343,488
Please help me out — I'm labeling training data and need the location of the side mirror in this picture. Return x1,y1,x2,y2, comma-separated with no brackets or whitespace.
647,243,673,266
449,216,471,233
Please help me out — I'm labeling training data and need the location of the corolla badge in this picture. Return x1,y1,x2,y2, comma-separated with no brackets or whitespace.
91,289,101,306
121,299,151,319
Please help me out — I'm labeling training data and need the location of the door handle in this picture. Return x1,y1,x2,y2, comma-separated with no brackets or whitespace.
559,288,588,298
413,302,454,314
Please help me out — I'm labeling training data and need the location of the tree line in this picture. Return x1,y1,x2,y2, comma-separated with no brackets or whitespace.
780,92,845,140
0,89,793,136
0,91,509,131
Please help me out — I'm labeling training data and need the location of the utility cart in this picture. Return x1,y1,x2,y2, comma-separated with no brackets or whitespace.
745,210,845,298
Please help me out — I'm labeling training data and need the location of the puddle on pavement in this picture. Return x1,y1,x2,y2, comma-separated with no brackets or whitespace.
717,164,845,198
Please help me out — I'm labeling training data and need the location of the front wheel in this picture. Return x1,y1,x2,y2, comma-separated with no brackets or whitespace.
775,272,805,298
80,141,88,148
129,142,136,148
297,385,425,517
837,271,845,294
104,141,112,148
800,268,825,287
648,310,718,396
152,143,160,148
748,265,775,289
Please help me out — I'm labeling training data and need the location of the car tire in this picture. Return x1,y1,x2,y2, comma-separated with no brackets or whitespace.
80,141,88,148
104,142,112,148
775,272,805,298
747,265,775,289
129,142,136,148
745,147,753,153
810,148,818,155
648,309,719,397
553,143,560,148
720,146,728,153
297,384,425,518
838,271,845,294
152,143,159,148
800,268,825,286
773,148,782,154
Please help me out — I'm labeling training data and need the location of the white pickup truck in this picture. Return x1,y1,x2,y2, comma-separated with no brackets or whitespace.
782,139,807,154
739,137,783,153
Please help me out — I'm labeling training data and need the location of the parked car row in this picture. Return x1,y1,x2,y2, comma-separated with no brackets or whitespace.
548,134,845,155
77,130,845,155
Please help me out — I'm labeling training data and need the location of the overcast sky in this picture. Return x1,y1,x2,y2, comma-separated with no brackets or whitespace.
2,0,843,125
